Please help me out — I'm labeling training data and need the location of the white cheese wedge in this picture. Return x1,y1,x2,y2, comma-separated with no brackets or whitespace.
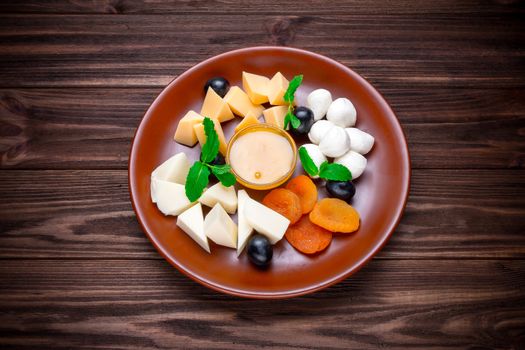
151,152,190,184
198,182,238,214
244,197,290,244
236,190,254,256
150,175,159,203
176,202,210,253
154,179,195,216
204,203,238,248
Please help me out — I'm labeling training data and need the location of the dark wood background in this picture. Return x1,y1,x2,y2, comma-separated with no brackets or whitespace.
1,1,524,349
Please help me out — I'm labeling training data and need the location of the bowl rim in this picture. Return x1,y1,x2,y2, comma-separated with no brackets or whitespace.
226,122,298,190
128,46,411,299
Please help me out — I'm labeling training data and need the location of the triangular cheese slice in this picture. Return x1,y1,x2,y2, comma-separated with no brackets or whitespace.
234,111,260,133
242,71,270,104
267,72,289,105
224,86,264,118
201,87,234,123
204,203,238,248
198,182,237,214
151,152,190,184
154,179,194,216
236,190,254,256
263,105,288,129
244,197,290,244
176,202,210,253
173,110,204,146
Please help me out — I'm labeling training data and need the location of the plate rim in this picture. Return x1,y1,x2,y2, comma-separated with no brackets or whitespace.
128,46,411,299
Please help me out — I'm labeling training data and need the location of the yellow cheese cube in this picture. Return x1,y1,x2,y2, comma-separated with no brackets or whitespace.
173,110,205,146
224,86,264,118
234,111,260,133
200,87,234,123
242,71,270,104
193,118,228,156
263,105,289,129
267,72,289,105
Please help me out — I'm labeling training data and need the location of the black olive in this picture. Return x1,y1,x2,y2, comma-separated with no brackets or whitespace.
326,180,356,201
209,153,225,166
290,106,314,135
247,234,273,268
204,77,230,98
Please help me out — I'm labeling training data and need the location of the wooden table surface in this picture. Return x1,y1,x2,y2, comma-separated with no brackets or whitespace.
1,1,524,349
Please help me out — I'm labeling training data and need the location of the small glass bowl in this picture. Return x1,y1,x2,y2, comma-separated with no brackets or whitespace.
226,123,297,191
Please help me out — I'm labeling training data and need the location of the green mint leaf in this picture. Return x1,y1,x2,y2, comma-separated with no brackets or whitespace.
319,162,352,181
214,171,236,187
185,161,210,201
200,117,219,163
284,74,303,104
290,112,301,129
208,164,232,175
298,147,319,177
284,107,301,130
283,110,291,129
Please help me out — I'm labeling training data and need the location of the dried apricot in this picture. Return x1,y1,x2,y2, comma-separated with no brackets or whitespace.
285,175,318,214
309,198,360,233
285,215,332,254
262,188,302,224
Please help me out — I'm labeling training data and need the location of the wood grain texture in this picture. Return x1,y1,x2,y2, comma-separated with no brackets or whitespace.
1,87,523,169
1,0,524,14
0,169,523,259
0,259,524,349
0,13,523,88
1,2,524,348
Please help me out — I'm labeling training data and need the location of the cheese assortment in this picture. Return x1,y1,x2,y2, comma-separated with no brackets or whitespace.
150,71,375,268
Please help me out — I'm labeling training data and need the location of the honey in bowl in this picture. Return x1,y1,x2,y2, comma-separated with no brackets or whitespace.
226,123,297,190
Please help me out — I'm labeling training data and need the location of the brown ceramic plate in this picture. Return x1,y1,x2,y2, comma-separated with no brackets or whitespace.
129,47,410,299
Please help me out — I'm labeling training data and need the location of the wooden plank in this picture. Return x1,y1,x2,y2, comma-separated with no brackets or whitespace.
0,169,523,259
0,259,523,349
0,14,523,88
0,0,523,14
1,88,523,170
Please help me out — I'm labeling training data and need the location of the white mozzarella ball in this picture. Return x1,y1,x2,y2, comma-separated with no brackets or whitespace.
345,128,375,155
299,143,327,178
318,126,351,158
308,120,335,144
307,89,332,121
334,150,367,179
327,98,357,127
